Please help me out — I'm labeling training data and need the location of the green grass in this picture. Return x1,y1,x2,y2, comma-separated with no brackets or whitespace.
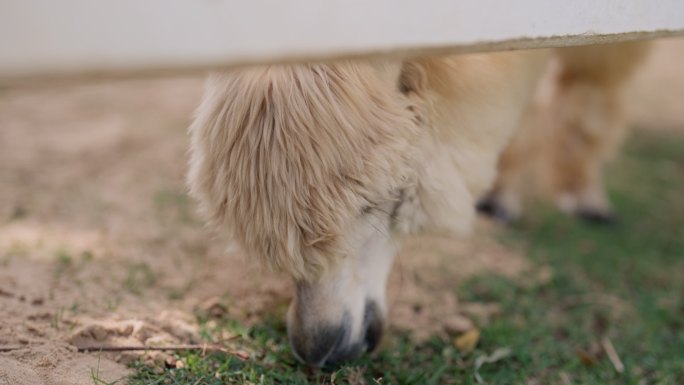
154,189,197,226
123,261,159,295
129,131,684,385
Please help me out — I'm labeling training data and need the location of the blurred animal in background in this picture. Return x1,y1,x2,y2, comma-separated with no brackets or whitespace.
478,41,651,224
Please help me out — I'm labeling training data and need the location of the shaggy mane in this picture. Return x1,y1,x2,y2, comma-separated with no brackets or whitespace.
187,61,416,281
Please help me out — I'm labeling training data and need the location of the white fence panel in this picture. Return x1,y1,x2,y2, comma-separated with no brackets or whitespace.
1,0,683,79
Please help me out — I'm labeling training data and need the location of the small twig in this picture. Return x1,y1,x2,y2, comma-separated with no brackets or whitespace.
78,345,215,352
1,344,250,360
601,337,624,374
0,345,23,352
77,344,226,353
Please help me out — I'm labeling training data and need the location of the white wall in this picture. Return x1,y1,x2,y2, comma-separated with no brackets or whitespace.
1,0,683,79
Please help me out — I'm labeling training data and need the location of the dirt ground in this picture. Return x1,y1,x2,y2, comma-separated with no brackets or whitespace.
1,38,683,384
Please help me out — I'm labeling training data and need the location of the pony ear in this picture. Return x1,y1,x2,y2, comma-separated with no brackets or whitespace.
187,61,417,281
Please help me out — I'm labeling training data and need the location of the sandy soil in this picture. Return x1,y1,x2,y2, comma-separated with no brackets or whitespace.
1,38,682,384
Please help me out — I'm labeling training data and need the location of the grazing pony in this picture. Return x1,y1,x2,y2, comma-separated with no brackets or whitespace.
187,42,646,366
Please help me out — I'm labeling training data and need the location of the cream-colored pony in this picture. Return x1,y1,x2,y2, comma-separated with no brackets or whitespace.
187,42,644,366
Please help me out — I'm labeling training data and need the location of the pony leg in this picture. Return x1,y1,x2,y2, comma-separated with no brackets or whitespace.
547,41,650,223
476,65,553,224
477,111,536,224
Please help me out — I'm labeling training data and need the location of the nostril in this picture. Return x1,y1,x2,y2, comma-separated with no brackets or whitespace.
363,301,384,352
288,302,385,366
289,323,347,367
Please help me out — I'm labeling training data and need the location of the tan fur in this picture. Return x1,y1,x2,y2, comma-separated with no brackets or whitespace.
187,61,417,281
488,41,650,218
187,49,555,364
402,52,548,234
188,51,547,282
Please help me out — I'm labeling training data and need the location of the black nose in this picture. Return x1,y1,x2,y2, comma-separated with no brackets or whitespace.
289,320,349,367
289,301,385,367
362,301,384,353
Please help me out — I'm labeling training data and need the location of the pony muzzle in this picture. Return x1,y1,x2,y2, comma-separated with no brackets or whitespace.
287,299,385,367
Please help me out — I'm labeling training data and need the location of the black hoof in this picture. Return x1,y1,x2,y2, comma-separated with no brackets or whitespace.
575,209,619,225
476,196,516,224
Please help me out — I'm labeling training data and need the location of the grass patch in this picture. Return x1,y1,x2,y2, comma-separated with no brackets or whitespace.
154,189,197,226
129,315,488,385
464,131,684,384
54,249,74,278
123,262,159,295
129,132,684,384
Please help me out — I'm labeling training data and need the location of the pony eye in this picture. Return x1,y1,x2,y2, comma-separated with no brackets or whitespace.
361,204,375,215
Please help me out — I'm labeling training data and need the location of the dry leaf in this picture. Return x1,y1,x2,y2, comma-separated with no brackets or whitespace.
460,303,501,326
559,371,573,385
474,347,512,384
444,315,474,335
576,349,598,366
455,328,480,354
